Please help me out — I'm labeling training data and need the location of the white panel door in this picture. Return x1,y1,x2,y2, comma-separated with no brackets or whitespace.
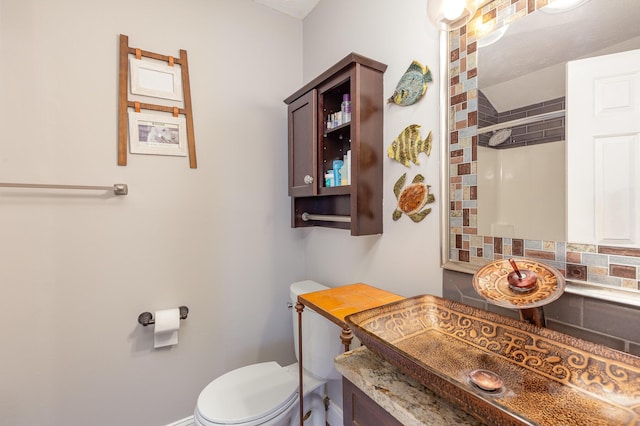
567,49,640,246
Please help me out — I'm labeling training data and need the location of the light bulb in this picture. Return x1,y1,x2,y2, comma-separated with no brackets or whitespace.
427,0,478,31
443,0,466,20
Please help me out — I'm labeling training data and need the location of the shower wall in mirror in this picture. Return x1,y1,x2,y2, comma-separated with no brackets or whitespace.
446,0,640,294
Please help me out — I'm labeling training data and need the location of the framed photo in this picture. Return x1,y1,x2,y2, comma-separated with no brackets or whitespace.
129,57,183,101
128,111,187,157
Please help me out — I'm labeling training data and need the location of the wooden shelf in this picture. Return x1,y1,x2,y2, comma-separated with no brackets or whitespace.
298,283,404,329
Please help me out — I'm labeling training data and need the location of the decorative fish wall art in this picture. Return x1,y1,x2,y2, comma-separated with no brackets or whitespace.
392,173,435,223
388,60,433,106
388,124,432,167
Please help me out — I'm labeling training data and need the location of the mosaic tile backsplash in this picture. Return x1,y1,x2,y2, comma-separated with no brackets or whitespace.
447,0,640,291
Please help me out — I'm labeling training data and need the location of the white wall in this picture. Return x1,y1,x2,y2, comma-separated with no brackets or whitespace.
482,62,566,112
0,1,304,425
302,0,442,298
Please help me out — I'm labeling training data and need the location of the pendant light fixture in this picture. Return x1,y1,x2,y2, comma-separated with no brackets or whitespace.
427,0,478,31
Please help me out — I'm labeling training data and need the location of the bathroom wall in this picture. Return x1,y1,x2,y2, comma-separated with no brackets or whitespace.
0,1,305,425
301,0,442,298
3,1,636,425
300,3,441,418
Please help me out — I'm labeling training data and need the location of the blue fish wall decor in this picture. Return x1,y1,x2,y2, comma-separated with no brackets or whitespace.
388,60,433,106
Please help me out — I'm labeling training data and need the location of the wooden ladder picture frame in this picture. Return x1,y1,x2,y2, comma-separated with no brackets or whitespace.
118,34,197,168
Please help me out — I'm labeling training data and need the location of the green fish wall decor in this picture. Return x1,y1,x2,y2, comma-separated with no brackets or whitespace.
388,60,433,106
392,173,435,223
388,124,432,167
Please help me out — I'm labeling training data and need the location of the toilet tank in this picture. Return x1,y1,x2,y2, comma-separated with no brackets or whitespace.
290,281,343,381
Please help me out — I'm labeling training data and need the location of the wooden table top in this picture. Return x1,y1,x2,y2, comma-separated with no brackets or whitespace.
297,283,404,328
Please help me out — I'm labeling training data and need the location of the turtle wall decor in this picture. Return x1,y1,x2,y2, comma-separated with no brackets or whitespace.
392,173,435,222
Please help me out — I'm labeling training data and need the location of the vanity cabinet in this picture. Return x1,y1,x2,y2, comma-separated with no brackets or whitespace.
343,378,402,426
284,53,387,236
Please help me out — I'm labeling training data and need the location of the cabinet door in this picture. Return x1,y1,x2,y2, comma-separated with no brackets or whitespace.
288,89,317,197
343,378,403,426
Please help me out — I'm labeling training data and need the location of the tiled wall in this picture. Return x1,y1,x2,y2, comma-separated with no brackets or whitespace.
447,0,640,291
477,91,497,131
477,92,565,148
443,269,640,356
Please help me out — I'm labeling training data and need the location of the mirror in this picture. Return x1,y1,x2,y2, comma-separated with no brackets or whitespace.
440,0,640,302
475,0,640,242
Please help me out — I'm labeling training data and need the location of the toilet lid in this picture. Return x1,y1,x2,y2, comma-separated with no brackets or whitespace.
197,361,298,425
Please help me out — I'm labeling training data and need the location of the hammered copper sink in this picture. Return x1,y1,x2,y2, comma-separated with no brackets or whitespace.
344,295,640,425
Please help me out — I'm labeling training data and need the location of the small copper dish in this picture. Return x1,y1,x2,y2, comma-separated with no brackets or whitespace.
507,269,538,293
469,369,504,392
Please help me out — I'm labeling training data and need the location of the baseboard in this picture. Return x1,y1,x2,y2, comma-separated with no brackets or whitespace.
168,405,341,426
165,415,195,426
327,400,343,426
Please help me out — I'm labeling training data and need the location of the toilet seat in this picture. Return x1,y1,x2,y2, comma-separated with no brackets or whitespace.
195,361,298,426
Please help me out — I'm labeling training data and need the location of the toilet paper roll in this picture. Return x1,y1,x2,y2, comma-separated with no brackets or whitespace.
154,308,180,349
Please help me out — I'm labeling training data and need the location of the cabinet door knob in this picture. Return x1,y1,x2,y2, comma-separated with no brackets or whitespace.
304,175,314,184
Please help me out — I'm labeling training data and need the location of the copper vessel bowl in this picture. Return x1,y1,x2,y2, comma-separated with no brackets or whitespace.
345,295,640,425
472,259,565,309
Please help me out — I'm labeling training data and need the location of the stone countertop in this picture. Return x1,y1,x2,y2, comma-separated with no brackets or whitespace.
335,346,482,426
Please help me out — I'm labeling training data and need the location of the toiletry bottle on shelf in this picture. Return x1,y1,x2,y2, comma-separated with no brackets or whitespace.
325,171,334,187
333,160,344,186
340,164,347,186
326,114,333,130
341,94,351,123
345,149,351,185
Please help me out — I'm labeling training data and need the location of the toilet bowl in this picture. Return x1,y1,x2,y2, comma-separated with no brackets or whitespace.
194,281,343,426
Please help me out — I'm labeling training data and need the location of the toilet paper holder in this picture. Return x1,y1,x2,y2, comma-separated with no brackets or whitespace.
138,306,189,326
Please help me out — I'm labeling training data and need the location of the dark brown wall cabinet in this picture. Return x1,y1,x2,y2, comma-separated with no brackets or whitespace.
284,53,387,236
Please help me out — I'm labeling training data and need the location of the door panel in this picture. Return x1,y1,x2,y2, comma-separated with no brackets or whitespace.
567,49,640,246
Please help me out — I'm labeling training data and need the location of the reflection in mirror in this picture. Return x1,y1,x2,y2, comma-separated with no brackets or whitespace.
442,0,640,300
475,0,640,242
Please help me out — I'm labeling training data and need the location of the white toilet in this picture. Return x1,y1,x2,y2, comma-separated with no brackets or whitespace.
194,280,343,426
